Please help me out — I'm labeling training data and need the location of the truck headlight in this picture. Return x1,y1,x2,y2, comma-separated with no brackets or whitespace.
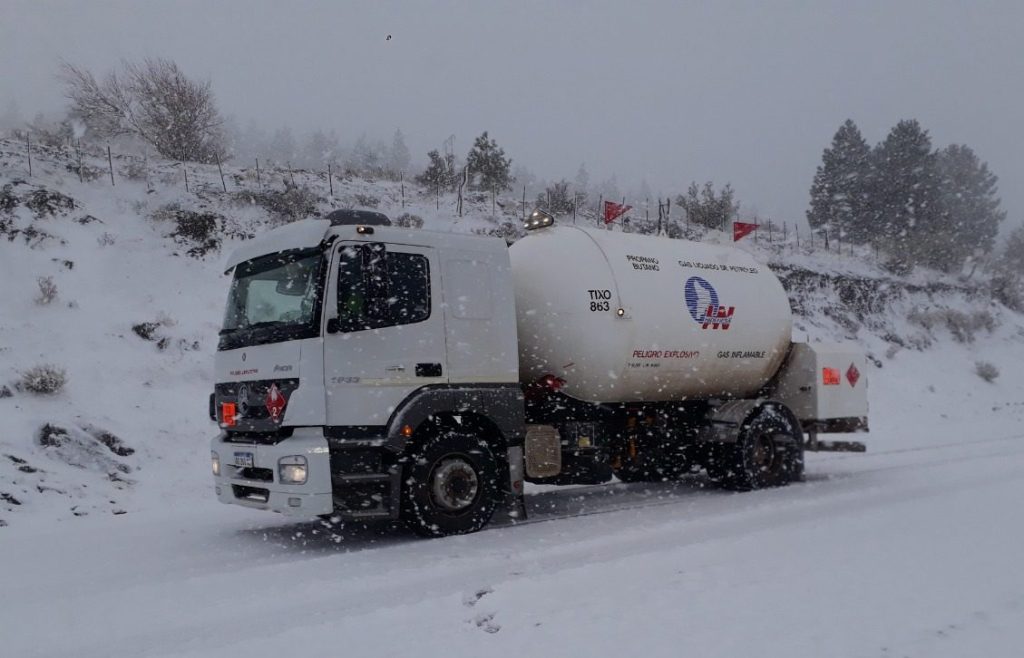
278,456,308,484
211,451,220,477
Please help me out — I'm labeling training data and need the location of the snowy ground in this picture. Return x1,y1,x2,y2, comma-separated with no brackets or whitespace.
3,139,1024,656
3,428,1023,657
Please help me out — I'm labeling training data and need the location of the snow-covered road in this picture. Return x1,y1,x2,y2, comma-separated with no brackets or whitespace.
4,433,1024,658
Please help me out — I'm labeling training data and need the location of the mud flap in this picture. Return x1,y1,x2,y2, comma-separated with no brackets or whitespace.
506,445,528,520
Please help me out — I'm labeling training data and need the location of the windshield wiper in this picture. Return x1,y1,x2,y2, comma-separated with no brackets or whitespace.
219,320,288,335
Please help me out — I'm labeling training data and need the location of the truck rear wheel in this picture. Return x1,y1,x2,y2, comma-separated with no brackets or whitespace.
706,404,802,491
402,431,500,537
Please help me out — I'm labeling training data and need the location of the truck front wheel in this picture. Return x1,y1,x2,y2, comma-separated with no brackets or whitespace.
402,431,500,537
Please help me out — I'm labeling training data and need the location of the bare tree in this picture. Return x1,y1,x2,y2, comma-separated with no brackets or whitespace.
536,179,574,215
60,58,225,163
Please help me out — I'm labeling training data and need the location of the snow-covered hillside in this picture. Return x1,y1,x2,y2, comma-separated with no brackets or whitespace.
3,138,1024,657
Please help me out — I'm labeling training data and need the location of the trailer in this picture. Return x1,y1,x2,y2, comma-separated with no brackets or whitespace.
210,209,868,536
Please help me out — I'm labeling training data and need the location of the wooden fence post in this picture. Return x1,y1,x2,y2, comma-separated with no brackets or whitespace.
255,158,261,188
107,146,115,186
327,163,334,196
26,134,32,177
216,154,227,192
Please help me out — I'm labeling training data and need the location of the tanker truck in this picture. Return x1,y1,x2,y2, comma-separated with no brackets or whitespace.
210,209,868,536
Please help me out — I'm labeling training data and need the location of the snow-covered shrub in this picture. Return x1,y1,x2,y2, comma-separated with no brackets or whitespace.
86,426,135,457
172,211,218,244
0,184,18,212
38,423,69,447
18,365,67,395
96,232,116,247
132,322,161,341
395,213,424,229
249,182,320,223
168,210,222,257
151,202,182,223
474,221,523,242
35,276,58,305
123,159,149,181
353,193,380,208
991,272,1024,312
64,161,104,182
907,307,995,344
975,361,999,383
24,188,75,217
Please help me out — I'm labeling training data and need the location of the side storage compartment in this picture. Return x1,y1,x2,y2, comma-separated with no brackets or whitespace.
767,343,869,450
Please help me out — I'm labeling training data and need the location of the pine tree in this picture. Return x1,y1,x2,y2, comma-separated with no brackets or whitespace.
574,163,590,204
465,131,513,192
386,129,411,177
301,129,339,169
597,175,622,205
350,134,384,176
0,99,23,136
676,182,739,230
416,149,454,189
871,119,942,270
933,144,1005,271
269,126,297,166
807,119,872,242
1001,225,1024,274
236,120,268,163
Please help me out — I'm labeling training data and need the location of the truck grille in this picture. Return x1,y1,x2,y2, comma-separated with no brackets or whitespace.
235,466,274,482
232,485,269,503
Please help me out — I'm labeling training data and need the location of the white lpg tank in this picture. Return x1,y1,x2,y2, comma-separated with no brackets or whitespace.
509,225,793,403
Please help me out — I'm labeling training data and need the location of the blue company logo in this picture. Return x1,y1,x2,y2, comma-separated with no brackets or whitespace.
684,276,718,322
684,276,735,330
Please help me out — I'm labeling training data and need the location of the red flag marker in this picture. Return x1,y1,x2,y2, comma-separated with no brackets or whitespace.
603,201,633,224
733,221,758,241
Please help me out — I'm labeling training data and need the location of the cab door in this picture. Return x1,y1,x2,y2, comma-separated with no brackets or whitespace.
322,241,447,428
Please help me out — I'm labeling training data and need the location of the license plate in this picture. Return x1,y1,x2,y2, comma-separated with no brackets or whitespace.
234,452,254,468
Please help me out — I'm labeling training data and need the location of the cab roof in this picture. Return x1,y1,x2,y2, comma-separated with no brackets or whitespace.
223,216,507,273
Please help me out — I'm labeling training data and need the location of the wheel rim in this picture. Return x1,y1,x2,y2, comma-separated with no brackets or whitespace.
749,433,778,474
429,455,480,512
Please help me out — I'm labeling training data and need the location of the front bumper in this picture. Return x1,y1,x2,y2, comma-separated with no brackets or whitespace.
211,428,334,516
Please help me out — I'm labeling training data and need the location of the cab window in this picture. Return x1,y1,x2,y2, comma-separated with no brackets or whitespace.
336,244,430,331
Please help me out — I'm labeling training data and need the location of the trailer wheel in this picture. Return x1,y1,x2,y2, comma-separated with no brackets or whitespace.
401,431,500,537
707,404,802,491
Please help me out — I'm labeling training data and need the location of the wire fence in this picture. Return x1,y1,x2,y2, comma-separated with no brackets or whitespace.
9,134,869,261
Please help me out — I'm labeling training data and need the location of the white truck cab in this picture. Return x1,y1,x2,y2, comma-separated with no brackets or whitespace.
211,211,525,534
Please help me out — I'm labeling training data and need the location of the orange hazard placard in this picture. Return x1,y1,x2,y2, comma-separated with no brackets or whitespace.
822,367,841,386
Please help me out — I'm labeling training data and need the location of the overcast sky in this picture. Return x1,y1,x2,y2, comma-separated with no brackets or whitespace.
2,0,1021,229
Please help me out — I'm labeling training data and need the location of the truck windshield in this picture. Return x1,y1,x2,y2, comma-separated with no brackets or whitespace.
219,248,325,350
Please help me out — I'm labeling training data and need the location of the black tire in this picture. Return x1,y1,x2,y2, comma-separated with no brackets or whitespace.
401,431,500,537
706,404,803,491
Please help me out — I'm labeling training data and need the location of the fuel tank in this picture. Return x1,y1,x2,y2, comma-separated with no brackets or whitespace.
509,225,792,403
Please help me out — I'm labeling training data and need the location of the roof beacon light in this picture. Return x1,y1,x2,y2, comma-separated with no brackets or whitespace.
524,209,555,231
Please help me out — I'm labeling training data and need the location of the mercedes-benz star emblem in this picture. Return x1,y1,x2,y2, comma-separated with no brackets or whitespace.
236,385,250,416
